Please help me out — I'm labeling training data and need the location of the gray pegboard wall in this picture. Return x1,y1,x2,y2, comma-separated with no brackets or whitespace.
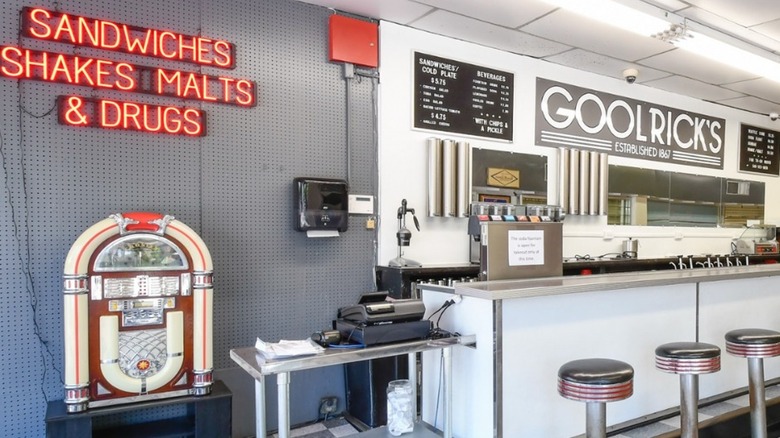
0,0,377,436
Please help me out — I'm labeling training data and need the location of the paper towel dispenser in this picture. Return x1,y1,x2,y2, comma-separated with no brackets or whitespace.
294,177,348,233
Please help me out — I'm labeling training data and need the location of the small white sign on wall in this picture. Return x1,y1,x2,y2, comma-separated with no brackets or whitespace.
508,230,544,266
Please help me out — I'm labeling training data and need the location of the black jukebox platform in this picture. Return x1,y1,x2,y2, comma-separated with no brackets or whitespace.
45,380,232,438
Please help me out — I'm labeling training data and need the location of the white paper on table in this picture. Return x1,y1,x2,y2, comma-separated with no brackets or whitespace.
255,338,325,359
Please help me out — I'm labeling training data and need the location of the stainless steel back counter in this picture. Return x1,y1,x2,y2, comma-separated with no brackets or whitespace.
450,263,780,300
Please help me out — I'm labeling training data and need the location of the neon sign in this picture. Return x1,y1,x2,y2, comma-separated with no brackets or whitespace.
22,8,234,68
1,7,256,136
0,46,255,106
58,96,205,136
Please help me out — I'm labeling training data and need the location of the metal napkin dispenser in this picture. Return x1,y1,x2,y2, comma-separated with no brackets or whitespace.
294,177,348,233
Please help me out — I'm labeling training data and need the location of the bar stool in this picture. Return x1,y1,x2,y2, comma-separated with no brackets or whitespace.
557,358,634,438
725,328,780,438
655,342,721,438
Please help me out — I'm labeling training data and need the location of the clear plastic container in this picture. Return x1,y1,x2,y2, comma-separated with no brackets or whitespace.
386,379,414,436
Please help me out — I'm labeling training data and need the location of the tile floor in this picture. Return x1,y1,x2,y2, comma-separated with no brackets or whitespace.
612,384,780,437
275,385,780,437
270,417,359,438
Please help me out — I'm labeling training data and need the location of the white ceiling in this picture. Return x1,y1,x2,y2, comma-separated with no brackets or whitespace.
294,0,780,117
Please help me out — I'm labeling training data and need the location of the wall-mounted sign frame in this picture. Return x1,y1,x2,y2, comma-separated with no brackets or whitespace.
535,78,725,169
413,52,514,141
739,124,779,176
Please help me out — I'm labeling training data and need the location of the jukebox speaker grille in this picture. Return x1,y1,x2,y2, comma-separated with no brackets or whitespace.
119,329,168,379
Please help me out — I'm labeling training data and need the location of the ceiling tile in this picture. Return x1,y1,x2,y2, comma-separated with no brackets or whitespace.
296,0,433,24
679,6,780,54
722,77,780,105
639,48,760,85
519,8,674,62
411,9,570,58
716,95,780,115
750,19,780,46
643,75,745,102
683,0,780,27
293,0,780,116
414,0,555,28
544,49,671,83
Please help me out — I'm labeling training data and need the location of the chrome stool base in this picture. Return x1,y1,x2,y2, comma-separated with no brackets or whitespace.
725,328,780,438
656,341,721,438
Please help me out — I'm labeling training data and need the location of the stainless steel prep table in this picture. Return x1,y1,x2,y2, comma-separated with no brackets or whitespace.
230,335,476,438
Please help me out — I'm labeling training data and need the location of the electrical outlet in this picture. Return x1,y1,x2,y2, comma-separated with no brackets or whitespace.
319,396,338,416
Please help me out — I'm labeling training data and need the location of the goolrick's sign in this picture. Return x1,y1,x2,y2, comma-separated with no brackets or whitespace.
535,78,725,169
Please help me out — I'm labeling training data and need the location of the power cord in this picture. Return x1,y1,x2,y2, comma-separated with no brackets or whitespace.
433,349,444,428
427,299,461,339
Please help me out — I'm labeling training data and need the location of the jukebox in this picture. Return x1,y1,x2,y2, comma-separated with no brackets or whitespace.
62,212,214,412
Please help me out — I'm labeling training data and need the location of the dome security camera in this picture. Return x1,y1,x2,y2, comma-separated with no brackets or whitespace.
622,68,639,84
770,112,779,121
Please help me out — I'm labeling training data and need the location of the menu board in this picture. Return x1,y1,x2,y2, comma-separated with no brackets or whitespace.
739,124,780,176
414,52,513,141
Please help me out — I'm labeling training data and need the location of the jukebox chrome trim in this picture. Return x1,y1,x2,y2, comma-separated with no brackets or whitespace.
192,270,214,289
91,275,103,301
63,274,89,295
192,369,214,396
180,273,192,296
88,388,194,408
149,215,175,235
109,213,136,236
64,384,90,413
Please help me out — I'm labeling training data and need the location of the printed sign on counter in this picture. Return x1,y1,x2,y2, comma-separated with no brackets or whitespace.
508,230,544,266
739,124,779,176
414,52,514,141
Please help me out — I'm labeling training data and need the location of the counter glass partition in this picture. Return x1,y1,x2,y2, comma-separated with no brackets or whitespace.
606,165,764,227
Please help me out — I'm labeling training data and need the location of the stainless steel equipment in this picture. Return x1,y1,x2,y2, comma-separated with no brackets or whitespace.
734,225,779,255
389,199,422,267
467,202,564,265
469,219,563,280
622,238,638,258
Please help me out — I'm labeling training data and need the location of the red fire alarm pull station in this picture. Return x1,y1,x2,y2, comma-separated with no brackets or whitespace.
329,15,378,68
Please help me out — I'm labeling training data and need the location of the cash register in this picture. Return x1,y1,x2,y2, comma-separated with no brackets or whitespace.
336,292,431,345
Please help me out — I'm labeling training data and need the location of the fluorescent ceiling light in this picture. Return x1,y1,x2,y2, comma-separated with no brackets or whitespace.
670,28,780,83
542,0,669,36
545,0,780,84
